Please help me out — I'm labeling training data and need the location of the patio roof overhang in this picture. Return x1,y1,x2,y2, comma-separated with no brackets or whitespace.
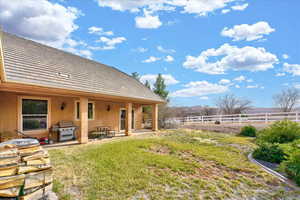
0,81,163,105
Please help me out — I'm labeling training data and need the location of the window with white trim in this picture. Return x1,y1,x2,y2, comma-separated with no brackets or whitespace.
22,99,48,131
75,101,95,120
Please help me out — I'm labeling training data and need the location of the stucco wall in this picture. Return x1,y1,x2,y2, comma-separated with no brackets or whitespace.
0,91,143,139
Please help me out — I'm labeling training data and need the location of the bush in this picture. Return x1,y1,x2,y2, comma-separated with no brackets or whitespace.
280,139,300,156
215,120,221,125
280,151,300,186
253,143,286,164
240,125,256,137
257,120,300,144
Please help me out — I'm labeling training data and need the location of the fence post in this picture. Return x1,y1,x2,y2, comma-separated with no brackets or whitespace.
219,115,222,123
265,113,268,123
239,114,242,124
296,112,298,122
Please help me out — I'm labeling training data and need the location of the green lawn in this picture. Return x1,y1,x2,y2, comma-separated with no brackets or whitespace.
49,129,299,200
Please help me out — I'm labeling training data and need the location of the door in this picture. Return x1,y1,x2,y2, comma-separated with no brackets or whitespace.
120,109,135,131
120,109,126,131
131,109,135,129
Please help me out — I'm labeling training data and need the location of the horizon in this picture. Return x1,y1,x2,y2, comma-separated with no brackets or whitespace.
1,0,299,108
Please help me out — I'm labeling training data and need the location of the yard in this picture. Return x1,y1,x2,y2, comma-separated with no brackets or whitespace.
49,130,300,200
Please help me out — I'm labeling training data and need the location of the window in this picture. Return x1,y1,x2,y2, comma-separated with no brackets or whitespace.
88,103,94,120
22,99,48,131
75,101,94,120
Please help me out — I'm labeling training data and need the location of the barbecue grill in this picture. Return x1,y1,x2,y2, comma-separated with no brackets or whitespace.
52,121,77,142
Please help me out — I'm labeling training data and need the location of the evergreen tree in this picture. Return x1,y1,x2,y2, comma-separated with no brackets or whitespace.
131,72,140,81
144,80,151,89
153,74,169,100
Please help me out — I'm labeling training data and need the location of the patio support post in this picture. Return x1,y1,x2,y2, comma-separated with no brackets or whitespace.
79,97,88,144
152,104,158,131
125,102,132,136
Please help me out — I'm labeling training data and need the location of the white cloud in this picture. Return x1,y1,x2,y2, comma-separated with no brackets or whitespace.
294,84,300,89
221,21,275,41
65,38,87,48
246,79,253,83
246,85,259,89
91,36,126,50
283,63,300,76
97,0,243,15
183,43,278,74
78,50,92,59
200,96,209,100
88,26,114,36
231,3,248,11
219,79,231,85
0,0,81,48
170,0,242,16
275,72,286,77
96,0,249,27
282,54,289,59
234,75,246,82
171,81,228,97
135,9,162,29
0,0,99,59
133,47,148,53
142,56,161,63
282,83,289,87
140,74,179,85
64,47,92,59
166,20,178,26
221,9,230,14
235,84,240,88
164,55,174,62
157,45,176,54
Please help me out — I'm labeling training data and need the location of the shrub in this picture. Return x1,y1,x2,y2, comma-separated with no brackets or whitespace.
257,120,300,144
280,151,300,186
240,125,256,137
215,120,221,125
253,142,286,164
280,139,300,156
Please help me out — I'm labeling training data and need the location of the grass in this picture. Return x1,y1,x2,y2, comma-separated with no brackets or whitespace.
49,129,300,200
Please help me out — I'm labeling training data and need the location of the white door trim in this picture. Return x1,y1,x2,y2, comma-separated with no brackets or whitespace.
119,108,135,132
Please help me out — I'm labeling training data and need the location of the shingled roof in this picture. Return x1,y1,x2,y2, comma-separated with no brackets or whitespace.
0,32,164,103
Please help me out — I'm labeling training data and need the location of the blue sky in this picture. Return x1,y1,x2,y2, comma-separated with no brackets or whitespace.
1,0,300,107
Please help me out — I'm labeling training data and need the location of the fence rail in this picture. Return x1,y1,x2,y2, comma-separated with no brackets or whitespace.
166,111,300,125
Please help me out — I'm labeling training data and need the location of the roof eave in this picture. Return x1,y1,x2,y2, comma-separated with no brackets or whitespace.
1,80,165,104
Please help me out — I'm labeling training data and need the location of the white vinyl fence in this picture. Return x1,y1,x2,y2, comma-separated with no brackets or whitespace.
166,112,300,125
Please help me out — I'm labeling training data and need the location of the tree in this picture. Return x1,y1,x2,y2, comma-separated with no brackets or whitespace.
201,106,216,116
273,88,300,112
216,94,251,115
131,72,140,81
152,74,170,128
144,80,151,89
153,74,169,100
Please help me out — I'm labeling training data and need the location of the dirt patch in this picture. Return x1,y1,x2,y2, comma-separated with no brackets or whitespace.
182,123,269,134
148,150,285,199
148,145,172,155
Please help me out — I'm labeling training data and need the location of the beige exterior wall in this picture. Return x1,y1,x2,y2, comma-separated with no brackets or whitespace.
0,91,144,139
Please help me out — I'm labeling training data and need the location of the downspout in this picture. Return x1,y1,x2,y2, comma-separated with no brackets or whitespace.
0,28,6,83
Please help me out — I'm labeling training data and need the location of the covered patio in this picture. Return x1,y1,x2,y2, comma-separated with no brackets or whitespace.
0,88,159,144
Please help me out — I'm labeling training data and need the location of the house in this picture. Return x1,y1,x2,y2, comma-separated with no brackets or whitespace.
0,32,164,143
